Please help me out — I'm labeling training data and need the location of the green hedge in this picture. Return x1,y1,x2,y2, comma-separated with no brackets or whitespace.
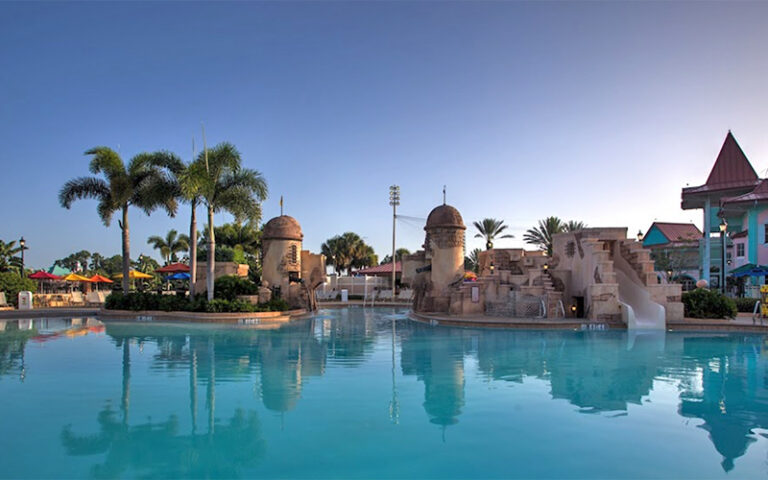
682,288,737,319
104,292,289,313
733,297,760,313
213,275,258,301
0,272,37,307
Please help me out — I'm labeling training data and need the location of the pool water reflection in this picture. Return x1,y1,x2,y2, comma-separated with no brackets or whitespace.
1,308,768,478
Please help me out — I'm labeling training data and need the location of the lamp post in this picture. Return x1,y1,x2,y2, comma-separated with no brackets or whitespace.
389,185,400,296
719,218,727,294
19,237,26,278
489,262,495,275
637,230,644,243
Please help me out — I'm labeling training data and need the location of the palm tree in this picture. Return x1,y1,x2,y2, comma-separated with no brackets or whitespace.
321,232,375,274
564,220,587,232
523,216,564,256
182,142,267,300
147,229,190,265
0,240,22,273
59,147,178,291
473,218,514,250
380,248,411,265
466,248,482,273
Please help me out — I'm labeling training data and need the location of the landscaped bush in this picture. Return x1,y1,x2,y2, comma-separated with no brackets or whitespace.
214,275,258,301
0,272,37,307
733,297,760,313
682,288,738,319
104,291,288,313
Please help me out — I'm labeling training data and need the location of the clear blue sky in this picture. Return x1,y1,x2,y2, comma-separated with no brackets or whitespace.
2,1,768,269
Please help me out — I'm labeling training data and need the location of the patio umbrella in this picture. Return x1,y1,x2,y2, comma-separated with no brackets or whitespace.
732,266,768,278
155,263,190,274
166,272,190,280
89,274,114,291
62,273,93,282
28,270,61,293
113,270,154,279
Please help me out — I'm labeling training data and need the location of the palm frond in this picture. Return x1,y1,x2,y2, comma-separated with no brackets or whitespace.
59,177,111,209
86,147,125,181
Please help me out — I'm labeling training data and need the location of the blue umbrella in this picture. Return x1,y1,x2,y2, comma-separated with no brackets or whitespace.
166,272,190,280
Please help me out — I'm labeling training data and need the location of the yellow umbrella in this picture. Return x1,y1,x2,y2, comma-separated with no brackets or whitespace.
62,273,93,282
113,270,154,279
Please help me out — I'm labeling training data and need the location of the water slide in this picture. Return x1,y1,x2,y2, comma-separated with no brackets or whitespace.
613,252,666,330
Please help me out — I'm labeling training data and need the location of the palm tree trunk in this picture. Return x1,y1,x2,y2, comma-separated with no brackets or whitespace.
121,206,130,292
206,205,215,301
189,199,198,298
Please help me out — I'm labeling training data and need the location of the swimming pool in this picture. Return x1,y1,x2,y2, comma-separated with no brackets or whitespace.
1,308,767,478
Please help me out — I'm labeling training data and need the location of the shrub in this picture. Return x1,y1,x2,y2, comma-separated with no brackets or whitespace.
213,275,258,301
104,292,288,313
0,272,37,307
733,297,760,313
682,288,737,319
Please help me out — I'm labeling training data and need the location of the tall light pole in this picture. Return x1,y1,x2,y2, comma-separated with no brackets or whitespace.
719,218,727,294
19,237,26,278
389,185,400,295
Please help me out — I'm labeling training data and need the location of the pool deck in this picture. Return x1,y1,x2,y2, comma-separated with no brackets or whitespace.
2,306,768,332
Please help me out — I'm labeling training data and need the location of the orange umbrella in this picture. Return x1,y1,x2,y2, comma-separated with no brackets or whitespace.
89,274,113,291
89,274,113,283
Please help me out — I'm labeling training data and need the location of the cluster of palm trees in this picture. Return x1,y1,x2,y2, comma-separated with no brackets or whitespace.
523,217,586,256
147,229,190,265
465,216,586,272
320,232,377,275
59,142,267,300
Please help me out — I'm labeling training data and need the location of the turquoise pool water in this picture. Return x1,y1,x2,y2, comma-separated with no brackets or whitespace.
1,308,768,479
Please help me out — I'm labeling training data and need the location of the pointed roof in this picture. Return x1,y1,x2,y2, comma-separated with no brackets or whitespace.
704,131,757,186
682,132,761,209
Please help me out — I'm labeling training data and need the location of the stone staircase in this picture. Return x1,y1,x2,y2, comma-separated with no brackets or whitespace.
619,240,658,285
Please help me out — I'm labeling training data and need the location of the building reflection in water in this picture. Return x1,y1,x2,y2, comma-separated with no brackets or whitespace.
2,313,768,474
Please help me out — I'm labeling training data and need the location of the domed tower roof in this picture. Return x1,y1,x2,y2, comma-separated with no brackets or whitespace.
425,204,466,230
263,215,303,241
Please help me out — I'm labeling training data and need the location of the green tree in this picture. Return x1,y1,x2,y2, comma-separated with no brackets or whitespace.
473,218,514,250
182,142,268,300
523,216,565,256
380,248,411,265
90,252,105,272
147,229,190,265
59,147,178,291
465,248,482,273
321,232,376,274
564,220,587,232
0,240,23,273
54,250,92,272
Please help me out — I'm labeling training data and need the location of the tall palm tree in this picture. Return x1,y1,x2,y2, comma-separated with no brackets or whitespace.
523,216,564,256
59,147,178,291
473,218,514,250
147,229,190,265
564,220,587,232
182,142,267,300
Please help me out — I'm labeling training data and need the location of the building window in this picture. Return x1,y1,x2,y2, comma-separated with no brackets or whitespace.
737,243,745,257
290,244,298,264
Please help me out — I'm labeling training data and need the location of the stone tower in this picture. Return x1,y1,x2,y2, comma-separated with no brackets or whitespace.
424,204,466,311
262,215,303,294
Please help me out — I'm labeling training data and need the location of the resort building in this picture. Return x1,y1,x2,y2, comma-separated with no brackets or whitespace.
641,222,702,290
681,132,767,290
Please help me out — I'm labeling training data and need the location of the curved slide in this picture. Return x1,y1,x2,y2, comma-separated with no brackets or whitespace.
613,258,666,330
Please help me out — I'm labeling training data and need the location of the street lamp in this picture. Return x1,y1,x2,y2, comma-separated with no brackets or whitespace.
19,237,26,278
489,262,495,275
389,185,400,295
486,240,493,250
637,230,644,243
543,262,549,272
719,218,727,294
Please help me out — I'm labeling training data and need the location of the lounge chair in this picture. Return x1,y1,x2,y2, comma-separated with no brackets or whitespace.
86,291,104,306
378,290,393,301
325,291,339,301
70,291,85,306
398,289,414,301
0,292,11,310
